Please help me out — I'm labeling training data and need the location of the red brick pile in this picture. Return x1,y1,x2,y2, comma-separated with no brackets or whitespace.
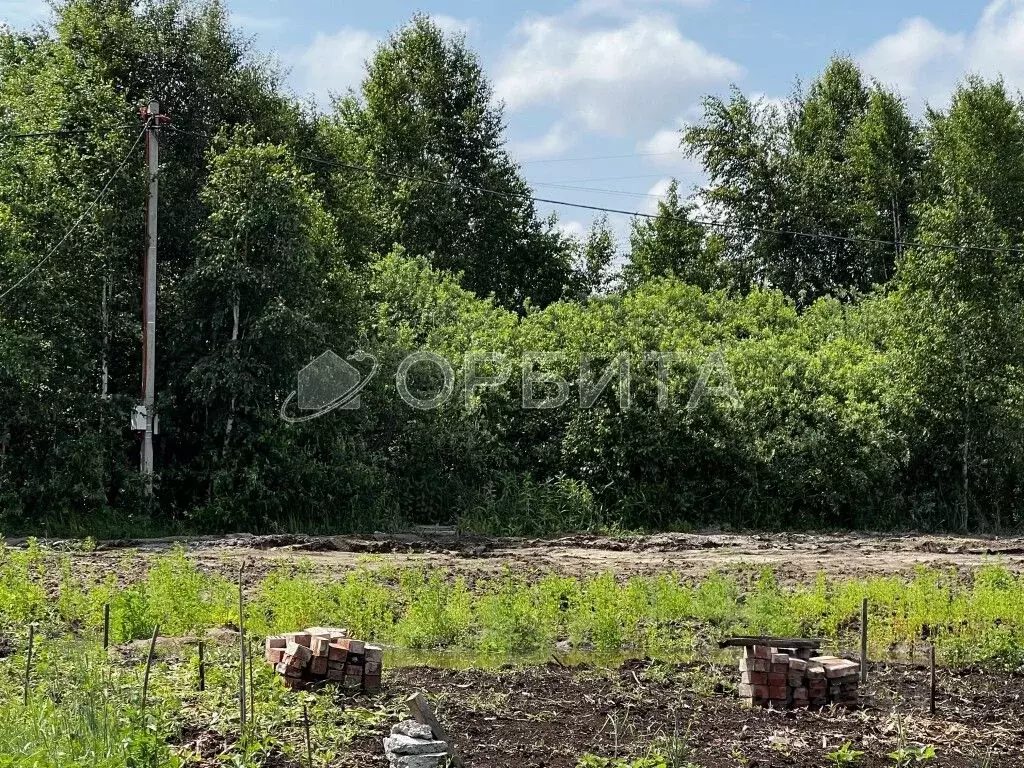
264,626,383,692
738,645,859,710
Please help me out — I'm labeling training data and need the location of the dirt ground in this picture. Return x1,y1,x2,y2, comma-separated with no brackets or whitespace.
335,658,1019,767
30,532,1022,767
29,530,1024,582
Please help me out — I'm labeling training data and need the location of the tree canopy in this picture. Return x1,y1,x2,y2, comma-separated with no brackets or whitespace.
2,2,1024,536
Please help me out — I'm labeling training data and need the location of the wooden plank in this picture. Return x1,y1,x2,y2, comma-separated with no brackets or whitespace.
406,692,464,767
718,637,824,650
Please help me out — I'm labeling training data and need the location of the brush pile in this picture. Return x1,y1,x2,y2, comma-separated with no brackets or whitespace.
264,626,383,692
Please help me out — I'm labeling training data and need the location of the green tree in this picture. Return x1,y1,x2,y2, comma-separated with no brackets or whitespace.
623,180,726,290
566,215,618,299
168,131,357,526
892,77,1024,530
685,57,921,304
339,15,573,309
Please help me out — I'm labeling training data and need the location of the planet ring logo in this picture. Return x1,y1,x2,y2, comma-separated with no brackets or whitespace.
280,350,380,423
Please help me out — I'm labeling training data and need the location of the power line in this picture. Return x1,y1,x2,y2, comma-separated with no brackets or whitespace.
0,129,94,141
167,125,1024,257
519,151,682,164
533,181,669,200
543,173,676,184
0,126,137,144
296,153,1024,257
0,122,151,302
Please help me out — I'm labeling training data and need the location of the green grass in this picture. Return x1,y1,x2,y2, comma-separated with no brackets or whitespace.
0,626,395,768
0,541,1018,767
1,540,1024,670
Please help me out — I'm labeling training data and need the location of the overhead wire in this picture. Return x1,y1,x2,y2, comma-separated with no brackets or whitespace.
0,124,139,144
291,152,1024,257
519,150,682,164
0,121,152,302
150,124,1024,258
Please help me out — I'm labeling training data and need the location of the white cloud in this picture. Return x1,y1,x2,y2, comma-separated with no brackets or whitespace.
969,0,1024,87
296,28,378,104
0,0,47,27
508,123,575,161
430,14,478,37
859,2,1024,110
748,92,788,117
639,127,682,155
576,0,716,17
859,18,964,105
496,13,741,134
643,177,675,214
557,219,589,240
637,122,705,174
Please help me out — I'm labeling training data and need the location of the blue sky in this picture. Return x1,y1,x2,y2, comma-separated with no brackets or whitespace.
2,1,1019,241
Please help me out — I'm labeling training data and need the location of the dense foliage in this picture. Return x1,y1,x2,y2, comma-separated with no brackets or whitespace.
2,1,1023,535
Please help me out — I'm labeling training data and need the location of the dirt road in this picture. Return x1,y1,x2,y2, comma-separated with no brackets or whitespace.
31,530,1024,581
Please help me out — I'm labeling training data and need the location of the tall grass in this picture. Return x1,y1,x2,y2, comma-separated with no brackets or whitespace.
0,642,179,767
2,540,1023,669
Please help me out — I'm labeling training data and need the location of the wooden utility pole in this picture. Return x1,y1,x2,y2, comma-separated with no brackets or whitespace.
139,100,160,493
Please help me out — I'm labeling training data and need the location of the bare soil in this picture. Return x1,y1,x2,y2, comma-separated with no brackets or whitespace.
30,530,1024,582
337,658,1020,767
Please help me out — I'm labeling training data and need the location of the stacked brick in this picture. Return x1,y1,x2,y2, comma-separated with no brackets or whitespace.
264,626,383,693
811,655,860,708
738,645,859,710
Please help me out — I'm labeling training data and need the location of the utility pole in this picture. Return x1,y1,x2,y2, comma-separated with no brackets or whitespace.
138,100,161,494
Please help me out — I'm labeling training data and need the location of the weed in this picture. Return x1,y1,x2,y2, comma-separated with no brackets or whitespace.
827,742,865,766
887,713,938,766
0,544,1022,669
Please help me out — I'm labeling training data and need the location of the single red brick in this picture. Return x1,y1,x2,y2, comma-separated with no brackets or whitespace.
285,642,312,663
362,673,381,693
740,657,770,673
310,636,331,658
